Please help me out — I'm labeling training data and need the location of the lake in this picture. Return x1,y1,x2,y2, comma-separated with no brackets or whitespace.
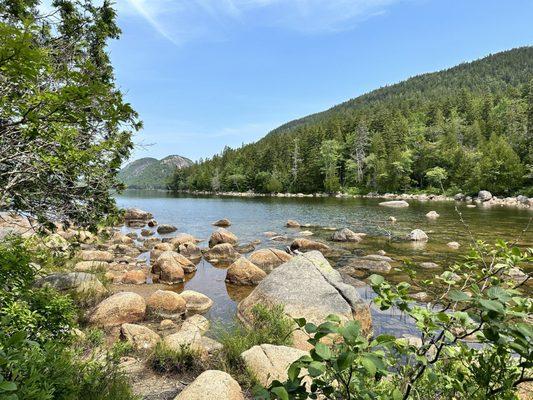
115,190,532,336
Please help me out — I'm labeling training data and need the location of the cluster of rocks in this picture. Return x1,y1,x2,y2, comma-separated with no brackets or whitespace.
375,190,531,209
178,189,531,209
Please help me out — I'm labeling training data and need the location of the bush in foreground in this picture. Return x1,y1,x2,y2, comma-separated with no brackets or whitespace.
0,238,136,400
258,242,532,399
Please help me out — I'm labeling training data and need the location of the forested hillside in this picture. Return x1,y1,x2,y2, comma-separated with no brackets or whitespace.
120,155,192,189
173,47,533,196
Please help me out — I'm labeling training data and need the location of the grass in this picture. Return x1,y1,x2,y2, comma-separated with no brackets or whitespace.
212,304,294,390
148,342,203,375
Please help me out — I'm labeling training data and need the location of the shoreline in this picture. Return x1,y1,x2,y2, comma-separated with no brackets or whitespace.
125,189,532,210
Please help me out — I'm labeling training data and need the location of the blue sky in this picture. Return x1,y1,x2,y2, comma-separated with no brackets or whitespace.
110,0,533,162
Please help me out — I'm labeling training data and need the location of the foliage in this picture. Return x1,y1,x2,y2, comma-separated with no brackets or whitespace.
0,0,141,228
173,48,533,196
425,166,448,188
0,238,136,399
148,342,203,375
258,242,532,399
0,237,76,343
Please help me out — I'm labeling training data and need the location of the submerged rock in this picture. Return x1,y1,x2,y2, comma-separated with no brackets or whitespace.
419,262,439,269
379,200,409,208
225,257,266,285
345,259,392,273
425,211,440,219
208,228,238,248
177,242,202,261
238,251,372,349
157,224,178,234
362,254,393,262
286,219,301,228
204,243,240,262
213,218,232,227
174,370,244,400
447,241,460,249
234,242,256,254
331,228,363,242
248,248,292,273
406,229,428,241
290,238,330,253
140,228,154,237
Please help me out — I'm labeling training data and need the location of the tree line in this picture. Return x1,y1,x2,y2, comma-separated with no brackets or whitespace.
172,47,533,196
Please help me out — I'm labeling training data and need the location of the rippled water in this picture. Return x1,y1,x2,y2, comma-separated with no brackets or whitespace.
115,191,532,335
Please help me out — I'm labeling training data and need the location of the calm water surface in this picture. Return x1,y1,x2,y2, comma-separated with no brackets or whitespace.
115,191,532,336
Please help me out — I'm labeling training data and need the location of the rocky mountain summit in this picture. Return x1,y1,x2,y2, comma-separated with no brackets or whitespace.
119,155,193,189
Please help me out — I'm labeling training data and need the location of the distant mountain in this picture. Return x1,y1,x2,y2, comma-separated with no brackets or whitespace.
119,155,193,189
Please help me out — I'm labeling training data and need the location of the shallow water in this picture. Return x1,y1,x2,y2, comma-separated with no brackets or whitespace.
115,191,532,335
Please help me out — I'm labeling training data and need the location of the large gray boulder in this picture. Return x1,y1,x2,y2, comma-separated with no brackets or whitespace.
36,272,107,298
238,251,371,350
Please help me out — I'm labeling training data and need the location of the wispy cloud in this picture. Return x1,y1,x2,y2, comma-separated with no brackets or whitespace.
125,0,181,45
121,0,405,45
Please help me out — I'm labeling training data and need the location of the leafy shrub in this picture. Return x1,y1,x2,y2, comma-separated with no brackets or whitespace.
148,342,202,374
0,238,137,399
0,238,77,343
258,242,532,399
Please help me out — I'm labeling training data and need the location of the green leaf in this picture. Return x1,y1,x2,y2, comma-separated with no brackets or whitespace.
392,388,403,400
340,320,361,343
308,361,326,377
304,323,317,333
315,343,332,360
0,381,17,392
369,274,384,286
479,299,504,314
337,351,356,371
325,314,341,323
448,289,471,302
294,318,307,327
271,386,289,400
287,364,301,381
361,356,376,376
486,287,511,302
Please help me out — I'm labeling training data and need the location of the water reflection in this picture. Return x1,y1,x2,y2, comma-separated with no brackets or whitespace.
114,191,532,334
